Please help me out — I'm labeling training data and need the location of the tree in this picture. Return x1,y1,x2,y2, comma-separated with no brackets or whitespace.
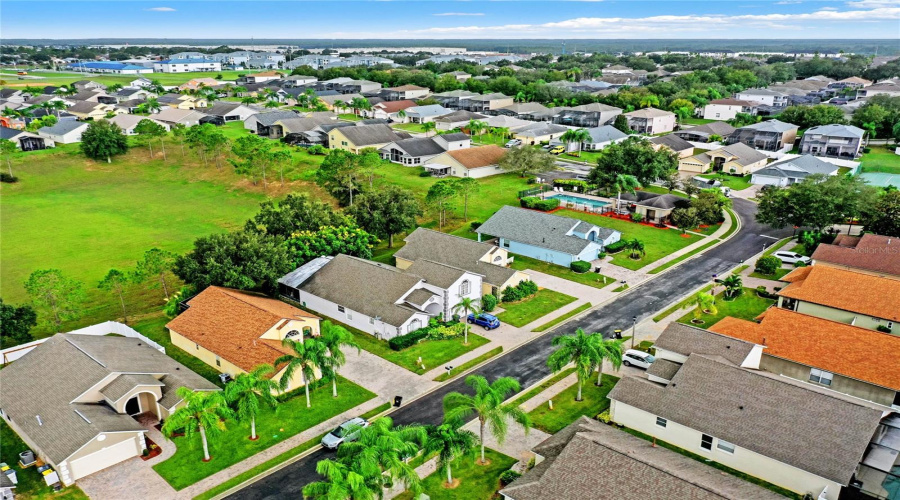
98,269,131,323
860,190,900,237
161,388,233,462
284,224,377,267
593,336,624,386
134,118,167,160
23,269,85,331
424,423,478,487
422,121,436,137
230,135,276,188
722,274,743,299
778,105,845,129
671,207,701,234
80,120,128,163
134,248,177,300
608,173,641,210
547,328,599,402
245,193,348,239
612,114,630,134
682,178,701,199
589,136,678,189
224,364,279,441
275,337,328,408
302,457,379,500
174,230,294,294
0,139,17,176
692,189,731,224
453,177,480,222
661,169,681,194
756,174,876,231
186,123,228,169
559,128,592,157
346,186,422,248
0,299,37,348
728,112,759,128
692,292,717,323
452,297,480,345
627,238,646,259
498,146,555,178
466,119,487,137
171,123,188,157
426,179,459,230
318,321,360,398
443,375,531,464
317,149,364,205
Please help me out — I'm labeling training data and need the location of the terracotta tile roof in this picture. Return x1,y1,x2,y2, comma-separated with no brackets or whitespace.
375,100,417,113
446,145,506,168
166,286,318,374
710,308,900,391
811,234,900,277
778,265,900,321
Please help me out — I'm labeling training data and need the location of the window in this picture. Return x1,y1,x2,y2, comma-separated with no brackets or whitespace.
502,240,510,248
338,305,345,313
809,368,833,386
656,417,667,428
700,434,713,451
285,330,301,340
370,317,375,324
215,356,221,367
717,439,736,454
460,280,471,296
195,343,199,350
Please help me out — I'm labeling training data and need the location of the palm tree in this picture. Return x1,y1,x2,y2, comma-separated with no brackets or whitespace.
48,100,66,118
424,423,478,487
318,321,360,398
593,337,624,386
264,100,280,108
274,337,328,408
145,97,161,114
335,417,427,493
612,174,641,211
627,238,646,260
224,364,278,441
241,96,257,105
396,109,407,123
547,328,599,401
559,128,591,157
722,274,743,299
332,99,345,113
692,292,718,323
422,121,436,137
161,388,233,462
491,126,510,141
467,119,486,137
302,458,379,500
452,297,481,345
443,375,531,464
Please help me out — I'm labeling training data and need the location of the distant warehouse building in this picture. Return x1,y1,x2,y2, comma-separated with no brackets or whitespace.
153,58,221,73
67,62,153,75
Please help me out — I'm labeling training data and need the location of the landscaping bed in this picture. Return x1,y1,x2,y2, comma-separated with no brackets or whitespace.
676,288,775,329
394,448,516,500
496,289,577,328
528,375,619,433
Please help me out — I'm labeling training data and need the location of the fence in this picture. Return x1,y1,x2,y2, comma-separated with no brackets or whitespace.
1,321,165,364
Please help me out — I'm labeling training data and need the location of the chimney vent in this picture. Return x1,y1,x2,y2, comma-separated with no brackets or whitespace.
36,415,43,426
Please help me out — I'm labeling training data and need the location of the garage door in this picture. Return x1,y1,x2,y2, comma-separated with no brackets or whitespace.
69,436,139,480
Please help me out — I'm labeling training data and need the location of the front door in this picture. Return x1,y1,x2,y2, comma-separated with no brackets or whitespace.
125,396,140,416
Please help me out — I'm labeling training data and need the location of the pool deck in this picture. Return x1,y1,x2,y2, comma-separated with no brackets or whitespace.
544,191,614,208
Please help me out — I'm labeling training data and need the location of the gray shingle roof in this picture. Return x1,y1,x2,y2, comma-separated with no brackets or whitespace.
585,125,628,144
496,102,551,114
608,354,884,484
403,260,473,289
434,110,487,123
654,322,755,366
516,122,569,138
707,142,769,167
437,132,469,142
738,119,797,133
646,358,681,381
395,228,519,288
476,206,613,256
403,288,437,307
382,137,446,157
37,120,88,136
336,124,405,146
803,123,865,138
755,154,840,179
67,100,103,114
406,104,451,119
675,121,736,139
100,373,164,402
501,417,785,500
650,134,693,151
252,110,300,126
204,102,254,117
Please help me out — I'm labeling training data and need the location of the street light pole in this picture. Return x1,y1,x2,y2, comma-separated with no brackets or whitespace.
631,316,637,349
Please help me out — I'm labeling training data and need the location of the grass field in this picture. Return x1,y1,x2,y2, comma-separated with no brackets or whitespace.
152,376,375,490
392,122,428,133
394,448,516,500
0,420,89,500
496,289,577,327
509,254,615,289
1,69,258,87
860,146,900,173
703,173,754,191
528,375,619,433
677,288,775,328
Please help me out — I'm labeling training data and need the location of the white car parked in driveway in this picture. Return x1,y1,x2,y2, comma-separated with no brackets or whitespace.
321,417,369,450
622,349,655,370
772,251,811,265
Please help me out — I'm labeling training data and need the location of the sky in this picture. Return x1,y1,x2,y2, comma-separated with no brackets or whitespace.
1,0,899,40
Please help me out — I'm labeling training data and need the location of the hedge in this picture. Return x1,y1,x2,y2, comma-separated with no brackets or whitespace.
500,470,523,485
754,255,781,275
554,179,590,192
604,240,628,253
520,196,560,211
570,261,591,273
482,293,498,312
388,330,430,351
502,279,539,303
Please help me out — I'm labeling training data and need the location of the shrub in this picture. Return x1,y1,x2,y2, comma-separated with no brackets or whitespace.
605,240,628,254
388,330,430,351
518,279,538,296
597,410,612,424
554,179,590,192
862,147,871,154
794,260,808,268
631,213,644,223
756,285,775,299
520,196,559,211
503,280,538,302
502,285,523,303
755,255,782,275
1,172,18,183
307,144,326,155
500,470,522,485
481,293,498,312
426,322,465,340
419,170,432,177
570,261,591,273
526,177,537,185
877,325,893,333
470,221,482,231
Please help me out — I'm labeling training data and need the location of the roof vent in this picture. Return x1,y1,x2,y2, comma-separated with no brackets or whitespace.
35,415,43,426
176,367,180,370
725,345,730,349
739,405,744,410
74,409,92,424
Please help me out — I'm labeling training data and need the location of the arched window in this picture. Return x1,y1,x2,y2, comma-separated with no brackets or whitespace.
408,318,422,333
302,326,313,338
285,330,301,340
459,280,471,296
493,255,503,263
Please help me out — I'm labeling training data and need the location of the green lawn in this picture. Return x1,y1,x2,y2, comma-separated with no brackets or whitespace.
0,420,89,500
433,347,503,382
647,238,721,274
2,70,256,88
676,288,775,328
702,173,754,191
152,376,375,490
394,448,516,500
511,367,578,405
749,267,792,280
681,117,718,125
392,122,428,133
860,146,900,174
496,289,577,327
509,254,614,289
528,376,619,433
555,210,704,271
639,185,688,198
532,303,592,332
338,113,364,122
131,314,225,388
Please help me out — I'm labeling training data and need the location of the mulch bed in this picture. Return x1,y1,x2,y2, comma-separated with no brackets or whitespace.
141,437,163,461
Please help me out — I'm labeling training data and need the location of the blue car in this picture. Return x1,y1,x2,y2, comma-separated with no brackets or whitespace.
467,313,501,330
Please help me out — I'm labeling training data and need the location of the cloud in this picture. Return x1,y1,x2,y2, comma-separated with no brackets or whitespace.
145,7,176,12
433,12,485,16
845,0,898,6
775,1,803,4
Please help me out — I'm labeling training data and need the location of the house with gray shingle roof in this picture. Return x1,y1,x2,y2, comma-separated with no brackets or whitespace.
798,124,865,159
751,154,841,187
243,110,300,138
476,206,620,267
279,254,483,339
379,137,448,165
0,334,218,485
36,120,89,144
726,119,798,152
404,104,452,123
512,122,570,145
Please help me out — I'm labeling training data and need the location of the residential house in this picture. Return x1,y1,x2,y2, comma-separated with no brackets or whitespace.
382,85,430,101
281,75,318,87
811,233,900,279
275,116,335,144
750,154,840,187
602,64,634,75
335,79,382,94
72,80,106,91
679,143,768,175
66,62,152,74
328,124,410,153
433,132,471,150
166,286,321,392
434,110,488,131
202,102,260,123
673,121,736,143
157,93,206,110
492,102,552,121
365,100,418,121
500,416,785,500
405,104,452,123
394,228,529,296
734,88,789,108
476,205,620,266
112,88,155,102
702,99,759,121
243,110,300,138
36,121,89,144
177,78,220,91
708,308,900,407
0,89,28,104
441,71,471,82
379,137,448,166
776,265,899,333
106,115,170,135
0,334,217,485
483,115,534,133
856,82,900,99
649,134,694,158
726,119,799,152
153,58,221,73
0,126,53,150
236,71,284,85
608,350,888,500
153,108,207,128
829,77,873,90
552,103,622,128
512,123,569,145
459,93,514,113
798,124,865,159
70,90,114,104
618,191,690,224
624,108,676,135
580,125,629,151
64,101,120,120
424,144,506,178
279,254,482,339
432,90,480,109
125,77,153,89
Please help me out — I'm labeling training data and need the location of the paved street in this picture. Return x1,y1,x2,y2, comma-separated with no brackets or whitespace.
226,198,792,500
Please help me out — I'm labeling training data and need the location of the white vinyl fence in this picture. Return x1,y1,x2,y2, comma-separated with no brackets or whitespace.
1,321,164,364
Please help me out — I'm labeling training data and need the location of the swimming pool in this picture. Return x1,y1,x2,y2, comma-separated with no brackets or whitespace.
548,193,610,209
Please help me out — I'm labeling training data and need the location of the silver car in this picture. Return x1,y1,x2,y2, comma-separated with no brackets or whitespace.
321,417,369,450
772,251,811,265
623,349,656,369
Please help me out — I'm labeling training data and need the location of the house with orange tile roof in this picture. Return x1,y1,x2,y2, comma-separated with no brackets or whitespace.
710,307,900,407
425,144,507,178
776,265,899,333
811,233,900,279
365,99,418,121
166,286,321,392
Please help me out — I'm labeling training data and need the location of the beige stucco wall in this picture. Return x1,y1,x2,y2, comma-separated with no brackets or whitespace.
679,157,711,173
260,317,320,342
760,355,896,407
110,385,163,414
394,256,413,269
610,400,841,500
788,300,888,331
328,129,391,154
